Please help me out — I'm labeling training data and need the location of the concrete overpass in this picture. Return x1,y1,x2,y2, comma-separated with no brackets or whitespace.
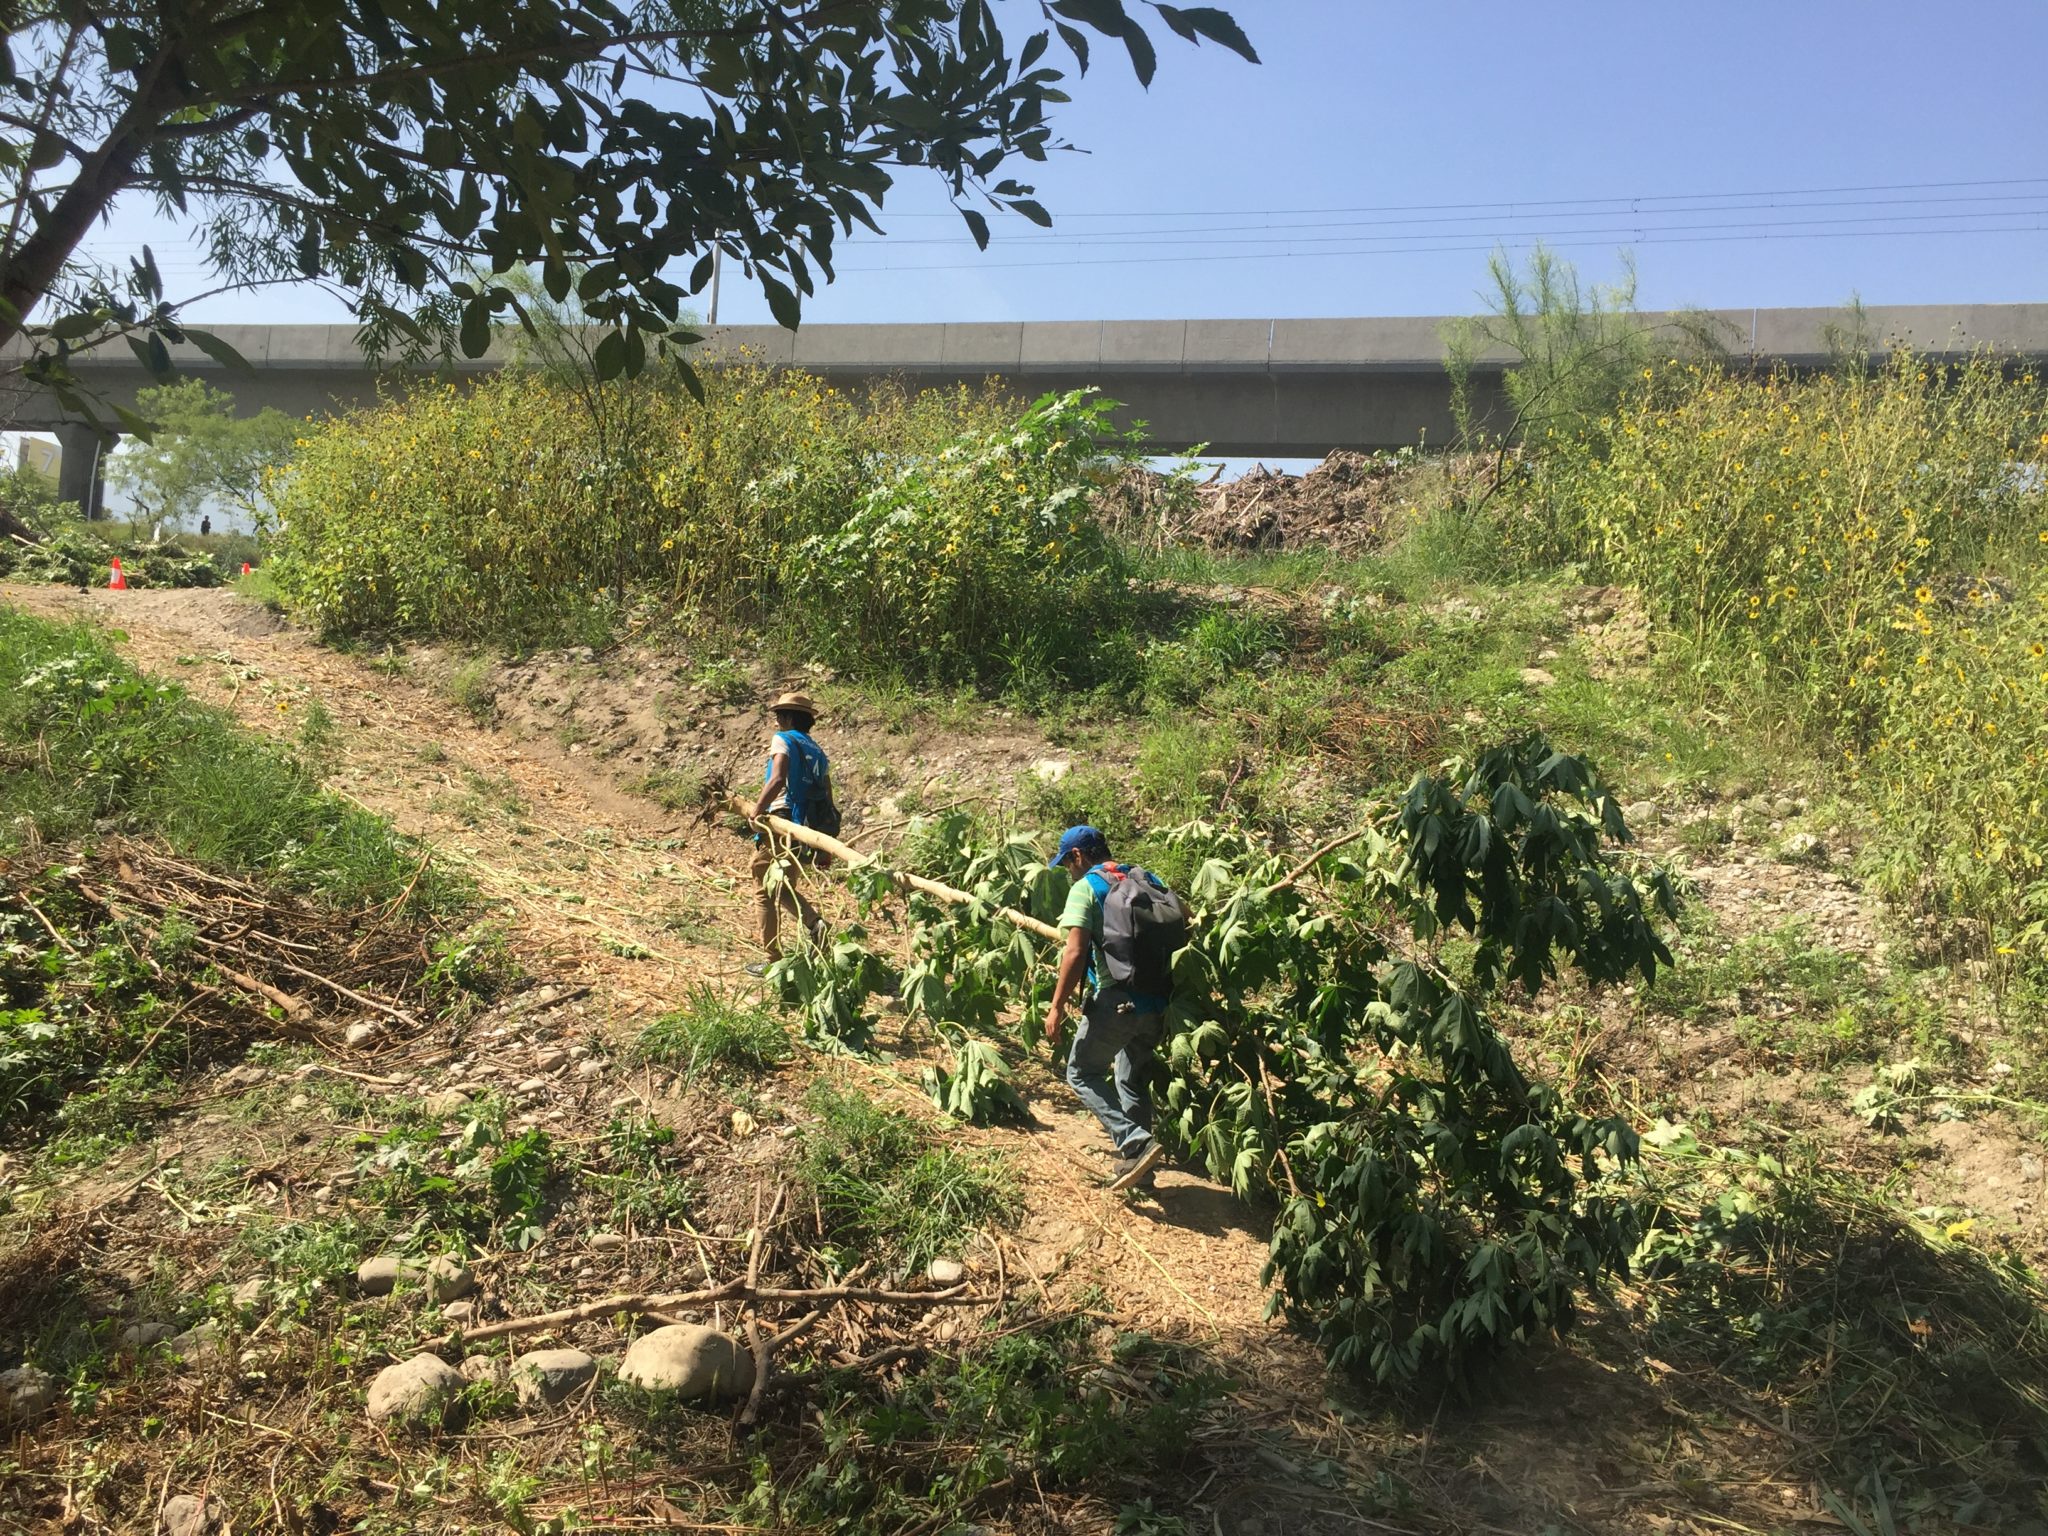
8,304,2046,511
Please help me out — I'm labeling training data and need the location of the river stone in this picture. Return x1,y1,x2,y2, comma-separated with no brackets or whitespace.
1779,831,1825,862
927,1257,966,1286
512,1348,598,1406
0,1364,57,1425
366,1354,465,1425
356,1254,407,1295
587,1232,626,1253
161,1492,219,1536
420,1090,470,1117
442,1300,476,1326
423,1256,474,1304
458,1355,509,1388
1621,800,1660,828
230,1278,266,1312
344,1021,383,1049
1518,666,1557,687
618,1325,754,1400
120,1321,178,1350
167,1322,221,1362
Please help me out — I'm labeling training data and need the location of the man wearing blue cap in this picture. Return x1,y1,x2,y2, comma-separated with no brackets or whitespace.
1045,825,1175,1192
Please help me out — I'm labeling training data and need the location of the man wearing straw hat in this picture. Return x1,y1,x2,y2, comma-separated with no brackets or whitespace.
744,690,834,977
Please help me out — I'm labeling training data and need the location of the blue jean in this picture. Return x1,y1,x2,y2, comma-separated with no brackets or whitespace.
1066,987,1164,1156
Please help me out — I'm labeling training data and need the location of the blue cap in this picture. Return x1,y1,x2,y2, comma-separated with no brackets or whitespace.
1050,825,1110,868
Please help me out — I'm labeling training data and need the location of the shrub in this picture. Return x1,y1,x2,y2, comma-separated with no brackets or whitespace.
784,388,1141,688
264,363,1085,690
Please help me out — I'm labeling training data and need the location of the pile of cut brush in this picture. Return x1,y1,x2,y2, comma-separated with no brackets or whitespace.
0,839,439,1136
1099,450,1503,556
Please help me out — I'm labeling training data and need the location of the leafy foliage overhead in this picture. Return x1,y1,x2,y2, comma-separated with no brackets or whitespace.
0,0,1255,416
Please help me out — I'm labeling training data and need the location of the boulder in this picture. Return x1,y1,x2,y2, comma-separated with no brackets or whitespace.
618,1325,754,1400
512,1348,598,1407
366,1354,466,1425
160,1493,220,1536
0,1364,57,1425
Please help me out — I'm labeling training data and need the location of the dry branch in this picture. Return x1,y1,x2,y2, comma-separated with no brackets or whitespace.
433,1278,981,1349
732,798,1059,942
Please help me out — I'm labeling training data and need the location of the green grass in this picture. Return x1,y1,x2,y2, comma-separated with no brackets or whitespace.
625,764,710,812
0,604,458,913
1640,918,1959,1071
797,1078,1020,1271
448,656,497,723
636,987,790,1080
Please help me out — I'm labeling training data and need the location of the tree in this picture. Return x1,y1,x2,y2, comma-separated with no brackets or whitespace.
0,1,1255,422
1443,246,1731,449
104,377,296,527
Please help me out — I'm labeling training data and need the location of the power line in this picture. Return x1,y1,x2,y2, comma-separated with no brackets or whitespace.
854,199,2048,249
835,221,2048,274
860,174,2048,220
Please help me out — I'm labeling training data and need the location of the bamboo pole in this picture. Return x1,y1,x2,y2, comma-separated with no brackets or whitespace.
731,798,1060,942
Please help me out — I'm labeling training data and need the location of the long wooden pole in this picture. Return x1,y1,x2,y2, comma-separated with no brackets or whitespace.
731,798,1060,942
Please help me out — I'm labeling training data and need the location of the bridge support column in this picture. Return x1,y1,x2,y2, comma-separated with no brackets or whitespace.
54,421,114,518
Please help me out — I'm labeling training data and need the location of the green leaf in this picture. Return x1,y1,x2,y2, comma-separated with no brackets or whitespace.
1162,6,1259,62
458,296,492,358
180,328,253,372
1007,198,1052,228
592,328,627,380
1117,19,1157,87
47,311,104,341
125,332,175,381
960,207,991,250
758,271,801,331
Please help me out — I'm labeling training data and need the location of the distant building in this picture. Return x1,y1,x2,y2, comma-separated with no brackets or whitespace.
16,435,59,479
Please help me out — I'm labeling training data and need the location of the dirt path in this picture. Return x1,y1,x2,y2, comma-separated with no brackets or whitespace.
7,582,1307,1398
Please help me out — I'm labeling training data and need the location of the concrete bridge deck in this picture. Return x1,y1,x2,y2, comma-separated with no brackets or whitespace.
10,304,2046,508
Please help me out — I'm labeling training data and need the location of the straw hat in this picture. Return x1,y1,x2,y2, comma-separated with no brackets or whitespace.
768,690,820,719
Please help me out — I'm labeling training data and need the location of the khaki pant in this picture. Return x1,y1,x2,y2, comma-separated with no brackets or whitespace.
751,844,824,958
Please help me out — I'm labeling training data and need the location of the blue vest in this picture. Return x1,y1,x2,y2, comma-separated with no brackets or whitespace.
765,730,829,827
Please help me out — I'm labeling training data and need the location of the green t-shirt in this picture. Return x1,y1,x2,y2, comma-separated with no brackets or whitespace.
1058,864,1169,1014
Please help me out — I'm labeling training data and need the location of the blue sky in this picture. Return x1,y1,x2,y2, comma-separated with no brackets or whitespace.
79,0,2047,330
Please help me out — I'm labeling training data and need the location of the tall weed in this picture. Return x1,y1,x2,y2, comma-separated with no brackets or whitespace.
1525,350,2048,967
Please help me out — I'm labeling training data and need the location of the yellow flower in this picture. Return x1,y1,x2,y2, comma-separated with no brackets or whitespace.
1915,586,1933,604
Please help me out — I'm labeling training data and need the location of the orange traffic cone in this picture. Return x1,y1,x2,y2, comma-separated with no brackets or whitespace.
107,557,128,591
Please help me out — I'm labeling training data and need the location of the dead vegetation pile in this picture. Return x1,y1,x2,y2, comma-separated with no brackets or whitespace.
1099,450,1501,556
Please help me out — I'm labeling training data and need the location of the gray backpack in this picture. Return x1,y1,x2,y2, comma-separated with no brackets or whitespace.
1094,865,1189,996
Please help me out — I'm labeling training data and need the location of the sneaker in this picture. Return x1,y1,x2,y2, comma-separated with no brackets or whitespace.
1108,1141,1165,1192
